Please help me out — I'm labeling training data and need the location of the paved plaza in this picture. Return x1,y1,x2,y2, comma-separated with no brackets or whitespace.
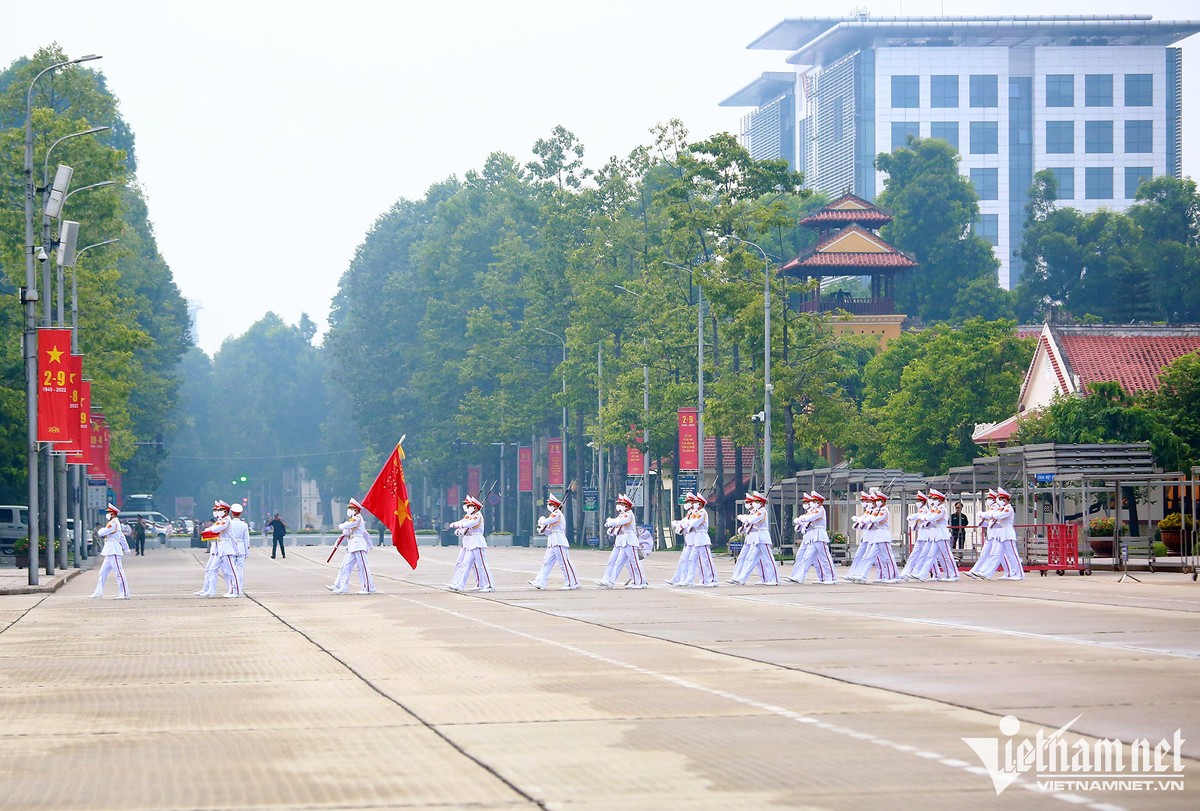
1,544,1197,810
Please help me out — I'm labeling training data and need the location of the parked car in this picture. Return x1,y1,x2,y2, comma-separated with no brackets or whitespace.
173,517,195,535
117,511,173,544
0,505,30,555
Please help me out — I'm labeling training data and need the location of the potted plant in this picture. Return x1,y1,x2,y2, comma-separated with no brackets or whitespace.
1087,516,1125,557
829,531,850,565
10,536,58,569
727,533,745,558
1157,513,1193,555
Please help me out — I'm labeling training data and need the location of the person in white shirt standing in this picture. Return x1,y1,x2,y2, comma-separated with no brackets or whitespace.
229,503,250,591
448,495,493,593
329,498,376,594
596,494,647,589
530,493,579,590
91,503,130,599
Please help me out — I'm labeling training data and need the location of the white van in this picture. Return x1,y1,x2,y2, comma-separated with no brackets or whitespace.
117,511,173,544
0,505,30,554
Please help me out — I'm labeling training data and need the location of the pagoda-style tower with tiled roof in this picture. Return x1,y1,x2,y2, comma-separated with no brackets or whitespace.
781,193,916,317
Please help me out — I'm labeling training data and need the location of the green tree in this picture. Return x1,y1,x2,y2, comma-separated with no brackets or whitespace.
875,138,999,324
858,319,1033,472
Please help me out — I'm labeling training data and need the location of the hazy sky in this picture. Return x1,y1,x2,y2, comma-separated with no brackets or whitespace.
4,1,1198,355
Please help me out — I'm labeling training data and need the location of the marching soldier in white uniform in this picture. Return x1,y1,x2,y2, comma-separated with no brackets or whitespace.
967,490,999,578
899,492,932,581
853,489,899,583
787,491,837,584
230,503,250,590
90,503,131,599
729,491,778,585
970,488,1024,580
596,494,647,588
926,489,959,581
448,495,494,593
667,493,699,586
199,500,240,597
683,493,717,587
530,494,579,590
845,491,876,582
329,498,375,594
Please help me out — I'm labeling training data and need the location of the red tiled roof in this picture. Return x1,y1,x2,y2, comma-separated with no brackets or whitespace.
971,414,1023,444
799,208,893,228
780,223,916,275
1057,334,1200,394
702,436,756,470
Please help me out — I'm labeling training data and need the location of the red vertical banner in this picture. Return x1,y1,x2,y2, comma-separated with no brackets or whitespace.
447,484,460,506
517,446,533,492
88,409,104,471
547,439,564,487
627,444,645,476
62,354,84,456
37,328,74,444
100,417,112,480
79,379,93,464
678,407,699,470
467,465,481,497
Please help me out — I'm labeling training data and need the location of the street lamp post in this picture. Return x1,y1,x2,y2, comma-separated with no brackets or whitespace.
725,236,773,493
612,285,651,524
24,53,101,585
663,261,705,498
534,327,569,537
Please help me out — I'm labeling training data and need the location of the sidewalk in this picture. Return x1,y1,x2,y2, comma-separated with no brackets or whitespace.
0,560,91,595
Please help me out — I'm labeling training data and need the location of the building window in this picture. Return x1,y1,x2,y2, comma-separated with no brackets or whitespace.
1046,74,1074,107
1084,74,1113,107
831,96,844,141
1085,167,1113,200
1048,167,1075,200
974,214,999,246
1084,120,1113,154
930,121,959,150
931,75,958,108
1046,121,1074,154
970,74,998,108
891,75,919,108
970,167,999,200
970,121,999,154
1125,73,1153,106
1125,167,1153,199
891,121,920,150
1125,120,1153,153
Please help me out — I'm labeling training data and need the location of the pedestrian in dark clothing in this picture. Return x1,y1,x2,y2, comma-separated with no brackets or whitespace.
133,517,147,556
268,514,287,559
950,501,969,551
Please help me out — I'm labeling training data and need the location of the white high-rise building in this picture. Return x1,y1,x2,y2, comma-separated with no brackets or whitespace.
722,15,1200,289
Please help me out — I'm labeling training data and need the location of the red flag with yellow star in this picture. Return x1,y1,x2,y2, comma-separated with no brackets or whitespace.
37,329,74,445
362,440,419,569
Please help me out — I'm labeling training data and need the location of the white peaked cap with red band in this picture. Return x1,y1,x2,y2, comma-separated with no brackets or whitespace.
750,491,768,504
616,494,634,508
230,503,243,515
106,503,119,514
214,500,230,511
915,491,928,502
808,491,825,503
547,493,563,508
986,489,998,499
871,489,889,503
692,492,708,507
927,488,946,501
463,495,483,510
801,492,813,502
348,497,363,511
996,487,1012,501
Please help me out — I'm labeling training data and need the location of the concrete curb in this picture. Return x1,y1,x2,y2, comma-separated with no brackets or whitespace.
0,565,88,596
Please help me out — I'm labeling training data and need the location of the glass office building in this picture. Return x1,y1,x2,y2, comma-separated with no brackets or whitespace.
721,15,1199,288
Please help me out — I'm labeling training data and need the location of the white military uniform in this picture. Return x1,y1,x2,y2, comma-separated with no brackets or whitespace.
91,509,130,599
448,505,493,592
788,495,836,584
845,495,875,582
678,498,716,587
531,502,578,590
900,496,933,580
332,508,375,593
926,495,959,581
972,493,1023,579
200,506,240,597
730,495,778,585
597,500,646,588
667,497,698,586
967,493,999,578
230,514,250,588
854,494,899,583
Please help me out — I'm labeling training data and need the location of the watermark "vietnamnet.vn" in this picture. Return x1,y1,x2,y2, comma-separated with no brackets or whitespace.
963,714,1186,796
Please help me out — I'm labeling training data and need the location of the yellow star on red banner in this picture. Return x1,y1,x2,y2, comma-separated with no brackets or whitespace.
46,345,65,364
